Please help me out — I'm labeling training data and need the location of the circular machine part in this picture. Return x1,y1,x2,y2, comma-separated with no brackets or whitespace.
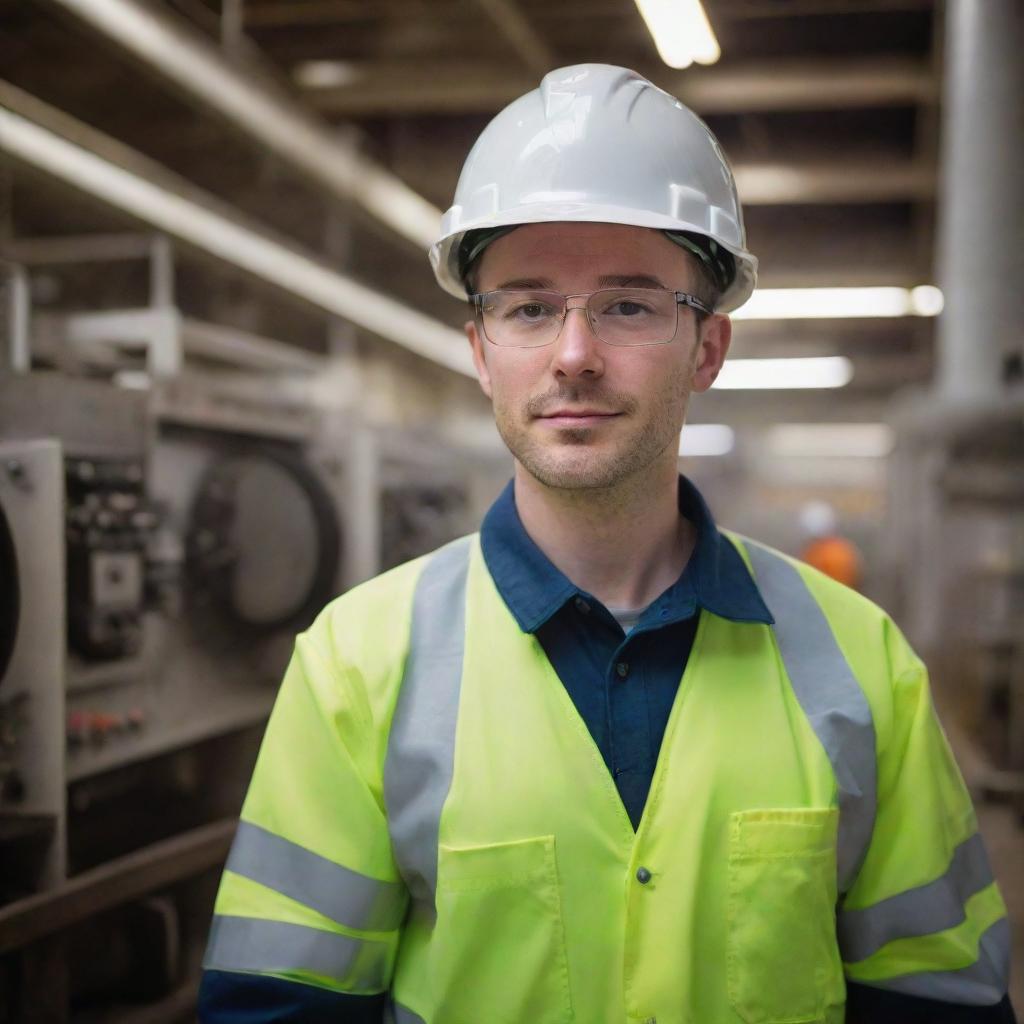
0,502,19,686
186,448,342,634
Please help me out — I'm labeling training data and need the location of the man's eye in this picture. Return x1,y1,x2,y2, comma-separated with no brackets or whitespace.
604,300,652,317
509,303,553,320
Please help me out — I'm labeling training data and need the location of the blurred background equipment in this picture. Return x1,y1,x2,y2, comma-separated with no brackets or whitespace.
0,0,1021,1017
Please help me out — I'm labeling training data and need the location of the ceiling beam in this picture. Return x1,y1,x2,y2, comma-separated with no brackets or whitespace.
41,0,443,249
303,56,936,116
471,0,556,77
735,160,934,205
0,82,473,378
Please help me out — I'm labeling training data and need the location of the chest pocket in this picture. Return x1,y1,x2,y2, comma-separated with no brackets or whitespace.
431,835,573,1024
727,808,845,1024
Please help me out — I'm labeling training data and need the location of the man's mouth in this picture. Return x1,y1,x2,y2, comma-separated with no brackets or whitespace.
537,409,622,427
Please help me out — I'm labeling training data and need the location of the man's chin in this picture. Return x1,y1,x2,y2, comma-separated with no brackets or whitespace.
518,451,632,492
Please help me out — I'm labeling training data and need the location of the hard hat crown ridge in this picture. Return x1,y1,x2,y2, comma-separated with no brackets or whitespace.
431,63,758,313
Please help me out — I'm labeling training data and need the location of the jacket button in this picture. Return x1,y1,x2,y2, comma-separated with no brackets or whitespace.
574,596,590,614
616,661,629,678
636,866,652,884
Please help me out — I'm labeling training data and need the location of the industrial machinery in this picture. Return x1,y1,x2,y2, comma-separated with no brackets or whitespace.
0,231,496,1020
887,397,1024,820
0,370,350,1018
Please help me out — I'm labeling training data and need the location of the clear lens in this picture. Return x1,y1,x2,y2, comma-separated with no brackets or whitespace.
478,288,680,347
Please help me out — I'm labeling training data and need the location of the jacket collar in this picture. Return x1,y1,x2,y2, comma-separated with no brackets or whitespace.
480,475,774,634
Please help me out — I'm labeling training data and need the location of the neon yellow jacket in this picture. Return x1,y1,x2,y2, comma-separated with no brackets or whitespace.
204,532,1010,1023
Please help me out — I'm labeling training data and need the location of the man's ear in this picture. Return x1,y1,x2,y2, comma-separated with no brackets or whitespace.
466,318,493,399
692,314,732,393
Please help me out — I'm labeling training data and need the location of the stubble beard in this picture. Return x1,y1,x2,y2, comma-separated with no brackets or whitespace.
493,368,692,493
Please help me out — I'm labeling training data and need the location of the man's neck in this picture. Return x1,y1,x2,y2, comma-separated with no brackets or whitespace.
513,460,696,612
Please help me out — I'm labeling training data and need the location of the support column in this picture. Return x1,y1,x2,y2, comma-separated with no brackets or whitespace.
935,0,1024,402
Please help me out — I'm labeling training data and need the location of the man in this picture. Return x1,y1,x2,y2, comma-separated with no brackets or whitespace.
198,65,1015,1023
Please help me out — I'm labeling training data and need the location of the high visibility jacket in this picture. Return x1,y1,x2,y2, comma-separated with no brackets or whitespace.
203,532,1010,1023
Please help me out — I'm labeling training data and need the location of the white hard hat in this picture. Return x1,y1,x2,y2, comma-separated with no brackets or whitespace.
430,63,757,313
799,501,838,538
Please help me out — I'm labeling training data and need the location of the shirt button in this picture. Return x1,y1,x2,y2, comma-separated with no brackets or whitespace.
636,866,652,884
574,596,590,614
616,661,629,679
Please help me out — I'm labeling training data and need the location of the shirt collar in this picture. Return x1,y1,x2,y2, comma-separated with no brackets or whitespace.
480,475,774,634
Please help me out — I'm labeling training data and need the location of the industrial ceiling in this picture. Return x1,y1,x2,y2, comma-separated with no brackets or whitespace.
1,0,941,421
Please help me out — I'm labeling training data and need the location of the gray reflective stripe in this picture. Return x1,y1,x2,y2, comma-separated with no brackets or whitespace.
744,540,877,893
384,535,472,909
839,831,995,963
858,916,1010,1005
225,820,407,932
390,1002,428,1024
203,914,391,991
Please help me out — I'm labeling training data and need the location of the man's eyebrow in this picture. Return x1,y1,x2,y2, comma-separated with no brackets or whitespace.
492,277,555,290
488,274,671,290
598,274,669,289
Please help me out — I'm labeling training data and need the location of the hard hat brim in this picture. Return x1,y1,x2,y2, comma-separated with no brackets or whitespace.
431,203,757,314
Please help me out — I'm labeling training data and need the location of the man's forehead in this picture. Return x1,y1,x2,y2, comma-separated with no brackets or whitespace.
479,222,690,279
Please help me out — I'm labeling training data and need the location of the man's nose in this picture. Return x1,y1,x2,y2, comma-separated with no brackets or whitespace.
550,304,605,378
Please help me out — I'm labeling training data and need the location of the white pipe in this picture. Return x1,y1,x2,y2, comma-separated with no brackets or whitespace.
0,105,473,378
49,0,443,251
934,0,1024,402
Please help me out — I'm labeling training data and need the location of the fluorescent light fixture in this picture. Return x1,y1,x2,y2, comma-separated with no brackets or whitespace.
679,424,734,456
714,356,853,390
909,285,944,316
634,0,720,69
731,287,945,321
47,0,443,250
766,423,895,458
114,371,152,390
293,61,360,90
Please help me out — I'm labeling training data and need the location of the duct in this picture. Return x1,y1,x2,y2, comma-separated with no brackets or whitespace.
934,0,1024,403
44,0,442,251
0,89,474,379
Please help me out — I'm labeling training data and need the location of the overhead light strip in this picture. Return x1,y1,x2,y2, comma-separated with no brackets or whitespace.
766,423,895,458
679,424,735,456
634,0,720,69
714,356,853,390
732,286,943,320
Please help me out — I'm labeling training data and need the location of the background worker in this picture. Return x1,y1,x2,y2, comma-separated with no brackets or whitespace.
198,65,1015,1023
799,500,865,591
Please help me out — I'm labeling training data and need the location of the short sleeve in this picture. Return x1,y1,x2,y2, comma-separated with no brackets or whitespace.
199,629,408,1010
838,640,1011,1007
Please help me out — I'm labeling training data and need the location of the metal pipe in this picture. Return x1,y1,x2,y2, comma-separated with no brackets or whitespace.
934,0,1024,402
45,0,442,250
4,264,31,373
0,95,473,378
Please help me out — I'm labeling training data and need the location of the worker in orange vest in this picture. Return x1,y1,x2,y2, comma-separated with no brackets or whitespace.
798,501,864,590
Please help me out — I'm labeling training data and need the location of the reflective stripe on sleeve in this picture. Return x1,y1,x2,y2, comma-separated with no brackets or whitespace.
853,916,1011,1005
390,1002,428,1024
838,831,996,963
224,820,407,933
384,535,472,910
203,913,393,992
744,540,877,894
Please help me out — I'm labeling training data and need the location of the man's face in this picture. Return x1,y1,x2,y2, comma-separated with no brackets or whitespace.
465,222,731,492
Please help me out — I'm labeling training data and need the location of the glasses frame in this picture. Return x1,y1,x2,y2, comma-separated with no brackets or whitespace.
470,288,715,349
